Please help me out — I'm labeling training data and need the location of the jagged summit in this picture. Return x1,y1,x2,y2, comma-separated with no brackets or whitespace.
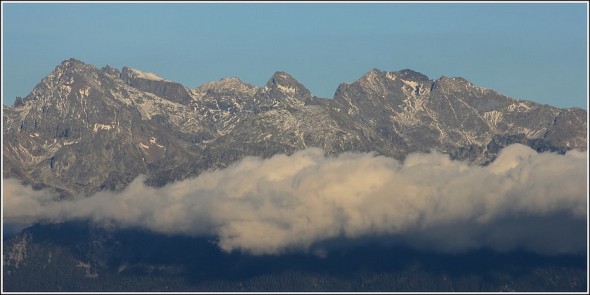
100,65,121,79
56,57,86,69
266,71,305,87
359,68,384,80
196,77,258,96
50,58,97,77
14,59,101,107
261,71,312,99
219,77,243,83
359,68,431,83
395,69,430,82
47,58,92,75
268,71,298,82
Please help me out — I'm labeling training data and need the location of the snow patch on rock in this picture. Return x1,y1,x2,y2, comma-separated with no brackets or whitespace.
483,110,503,128
93,123,114,132
127,68,169,82
277,84,297,95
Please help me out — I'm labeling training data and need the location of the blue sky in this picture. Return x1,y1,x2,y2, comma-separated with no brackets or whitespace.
2,2,588,108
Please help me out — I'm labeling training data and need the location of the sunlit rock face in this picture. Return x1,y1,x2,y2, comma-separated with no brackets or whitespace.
3,59,586,198
2,59,587,292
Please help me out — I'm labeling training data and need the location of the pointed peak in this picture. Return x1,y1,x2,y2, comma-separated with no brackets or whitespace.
20,59,100,105
220,77,258,88
59,58,85,67
267,71,300,85
214,77,256,87
53,58,93,74
360,68,384,80
44,58,97,83
263,71,311,99
100,65,121,78
271,71,293,78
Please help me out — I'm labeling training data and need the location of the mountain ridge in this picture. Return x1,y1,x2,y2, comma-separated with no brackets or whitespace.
3,58,586,198
2,58,587,292
10,58,567,106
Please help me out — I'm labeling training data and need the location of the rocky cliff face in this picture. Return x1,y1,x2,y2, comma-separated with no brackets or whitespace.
120,67,193,105
3,58,587,198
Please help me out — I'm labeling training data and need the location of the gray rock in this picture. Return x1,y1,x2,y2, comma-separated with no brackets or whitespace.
3,59,586,197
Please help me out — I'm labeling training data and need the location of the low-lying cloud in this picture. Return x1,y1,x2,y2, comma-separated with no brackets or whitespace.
3,144,587,255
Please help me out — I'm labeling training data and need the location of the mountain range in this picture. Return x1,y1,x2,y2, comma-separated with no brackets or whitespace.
2,58,587,291
3,58,586,198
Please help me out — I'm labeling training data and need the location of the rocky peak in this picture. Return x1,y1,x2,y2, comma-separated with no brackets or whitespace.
55,58,87,71
352,68,408,96
260,71,312,99
359,68,384,81
196,77,258,96
394,69,430,82
359,68,430,84
50,58,100,83
19,59,101,106
100,65,121,79
51,58,97,78
214,77,244,86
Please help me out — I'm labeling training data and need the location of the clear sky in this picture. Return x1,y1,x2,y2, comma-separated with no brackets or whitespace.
1,2,588,108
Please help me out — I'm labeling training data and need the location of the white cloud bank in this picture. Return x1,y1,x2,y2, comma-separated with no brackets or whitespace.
3,144,587,255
